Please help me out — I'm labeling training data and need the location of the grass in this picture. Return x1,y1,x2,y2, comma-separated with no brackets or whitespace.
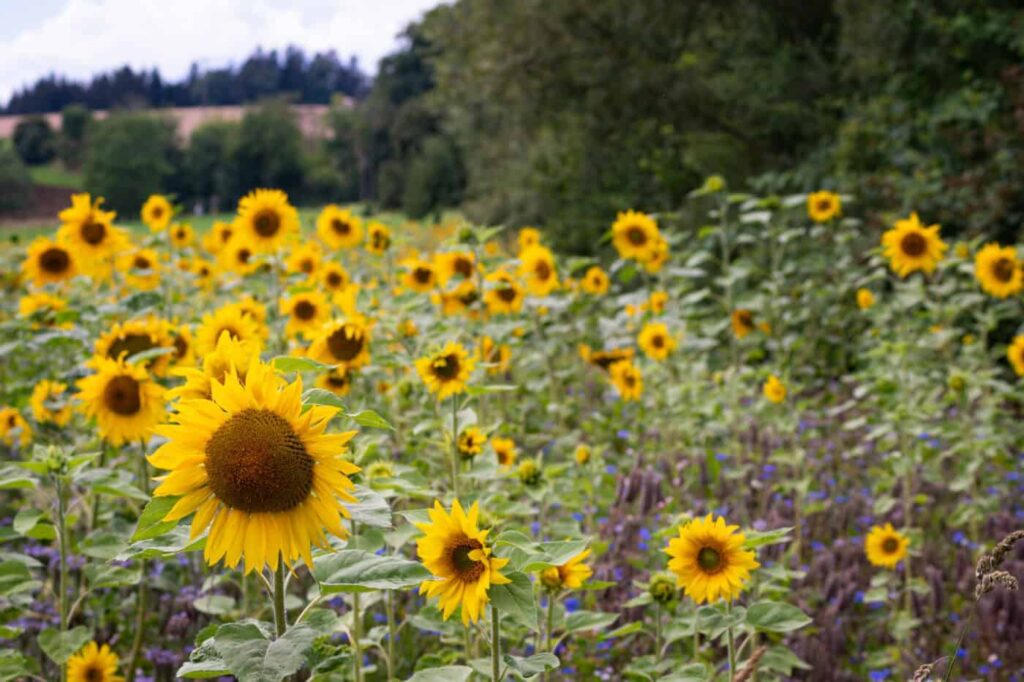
28,163,84,190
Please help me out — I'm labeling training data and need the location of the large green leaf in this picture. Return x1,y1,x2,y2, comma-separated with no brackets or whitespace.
503,652,559,677
406,666,474,682
0,649,38,681
313,549,430,593
563,610,617,634
38,626,92,665
488,571,538,632
0,561,40,597
275,356,336,373
745,600,812,633
348,485,393,528
131,495,180,542
214,622,316,682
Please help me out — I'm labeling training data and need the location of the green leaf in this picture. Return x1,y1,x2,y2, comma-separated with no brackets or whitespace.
348,486,393,528
406,666,474,682
563,610,617,634
275,356,335,373
313,549,430,593
0,561,41,597
302,388,347,410
658,663,707,681
0,649,38,681
126,346,175,365
193,595,236,616
38,626,91,664
85,563,140,588
760,645,811,675
488,572,538,632
601,621,644,640
0,466,36,490
131,496,180,542
347,409,394,430
742,527,792,550
177,636,228,678
503,652,559,677
215,622,316,682
745,600,812,633
12,509,56,540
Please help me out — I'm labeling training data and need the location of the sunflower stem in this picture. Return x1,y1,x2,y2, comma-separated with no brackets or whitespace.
450,396,460,498
386,590,396,681
53,472,68,682
353,592,363,682
273,554,287,637
654,602,662,662
726,601,736,682
693,606,700,659
491,608,501,682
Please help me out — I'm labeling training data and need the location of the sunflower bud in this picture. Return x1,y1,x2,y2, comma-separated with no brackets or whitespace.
540,566,563,591
574,444,591,466
518,459,542,487
648,572,678,605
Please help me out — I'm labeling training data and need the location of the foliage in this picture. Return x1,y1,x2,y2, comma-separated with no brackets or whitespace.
185,120,240,213
232,101,306,200
12,115,57,166
58,104,92,168
0,139,33,213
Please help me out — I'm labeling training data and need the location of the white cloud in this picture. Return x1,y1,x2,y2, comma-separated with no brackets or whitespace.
0,0,443,103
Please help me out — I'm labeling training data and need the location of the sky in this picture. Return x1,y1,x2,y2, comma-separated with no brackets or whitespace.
0,0,444,104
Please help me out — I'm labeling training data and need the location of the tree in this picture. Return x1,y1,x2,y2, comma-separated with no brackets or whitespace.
0,140,33,214
12,116,57,165
83,113,178,213
185,120,239,212
232,102,305,198
59,104,92,168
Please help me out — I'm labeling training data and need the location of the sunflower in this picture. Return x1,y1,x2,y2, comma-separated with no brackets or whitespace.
0,408,33,447
19,292,68,329
168,331,257,402
665,514,760,604
638,322,677,361
763,375,786,403
648,291,668,315
119,248,162,291
195,304,264,357
483,270,525,314
231,295,269,327
316,368,352,396
94,317,175,377
320,262,352,296
203,220,236,254
76,358,165,446
169,323,195,367
366,221,392,254
574,444,591,465
191,258,218,290
150,358,360,573
285,242,322,278
219,236,260,276
540,549,592,591
807,191,841,223
67,641,124,682
399,319,419,338
881,212,947,278
30,380,72,426
611,210,661,262
457,426,486,459
519,245,559,296
515,227,541,254
57,193,124,263
22,238,78,287
579,344,634,372
480,336,511,375
491,437,517,469
236,189,299,252
167,222,193,249
415,499,511,624
856,288,875,310
316,205,363,250
643,236,670,274
307,317,372,372
141,194,173,232
1007,336,1024,376
436,251,476,287
400,257,437,293
416,342,476,400
435,281,480,317
280,291,331,339
864,523,909,569
974,243,1023,298
581,266,610,295
731,309,755,339
609,360,642,401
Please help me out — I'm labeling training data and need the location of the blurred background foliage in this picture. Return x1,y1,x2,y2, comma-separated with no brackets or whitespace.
3,0,1024,252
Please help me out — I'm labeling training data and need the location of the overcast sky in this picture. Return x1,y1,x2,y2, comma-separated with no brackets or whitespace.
0,0,444,104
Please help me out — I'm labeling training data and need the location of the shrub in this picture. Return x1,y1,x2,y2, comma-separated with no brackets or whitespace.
232,101,305,198
83,112,178,214
12,115,56,165
0,140,34,214
58,104,92,168
186,121,240,213
401,135,464,219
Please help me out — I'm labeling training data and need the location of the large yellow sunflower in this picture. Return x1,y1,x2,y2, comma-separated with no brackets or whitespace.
664,514,760,604
483,270,525,314
638,322,677,361
974,243,1023,298
864,523,909,569
400,257,438,293
731,309,755,339
306,317,372,372
22,238,78,287
366,221,392,255
320,262,352,296
280,291,331,339
880,212,947,278
76,358,166,446
807,191,841,223
457,426,486,459
416,342,476,400
150,359,360,573
67,641,124,682
315,368,352,396
540,549,592,591
30,380,72,426
435,251,476,287
168,331,256,402
415,499,511,624
0,408,33,447
490,437,517,469
1008,335,1024,377
195,304,264,357
218,235,261,276
609,360,642,401
118,248,162,291
141,194,173,232
580,266,610,295
56,193,125,267
611,210,661,262
236,188,299,252
169,222,194,249
285,242,322,278
518,245,559,296
93,317,175,377
317,205,363,250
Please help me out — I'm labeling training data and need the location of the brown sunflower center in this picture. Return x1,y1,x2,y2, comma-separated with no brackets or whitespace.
882,537,900,554
204,408,314,513
332,218,350,235
151,207,164,220
326,271,344,288
816,199,833,213
300,258,314,273
414,267,433,285
293,300,317,320
134,255,152,270
651,335,665,348
220,228,233,243
103,375,142,416
372,232,390,250
172,334,189,359
432,353,460,380
81,220,107,245
458,288,479,306
326,372,349,388
175,228,186,239
697,546,722,572
107,333,157,362
253,209,281,238
84,665,104,682
454,257,473,278
449,538,485,581
627,226,647,246
497,285,517,302
992,257,1016,283
39,247,71,274
900,231,927,257
737,311,753,328
327,327,364,361
534,260,552,281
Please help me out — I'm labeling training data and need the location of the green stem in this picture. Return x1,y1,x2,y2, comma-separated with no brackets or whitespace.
726,602,736,682
693,606,700,659
450,396,460,498
386,590,396,681
125,565,147,682
352,593,363,682
942,612,973,682
54,475,68,682
491,609,501,682
654,602,662,662
273,554,287,637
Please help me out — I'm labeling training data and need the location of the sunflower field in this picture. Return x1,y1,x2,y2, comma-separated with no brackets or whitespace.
0,180,1023,682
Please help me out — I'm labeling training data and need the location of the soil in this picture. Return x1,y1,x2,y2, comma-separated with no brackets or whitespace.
0,184,77,228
